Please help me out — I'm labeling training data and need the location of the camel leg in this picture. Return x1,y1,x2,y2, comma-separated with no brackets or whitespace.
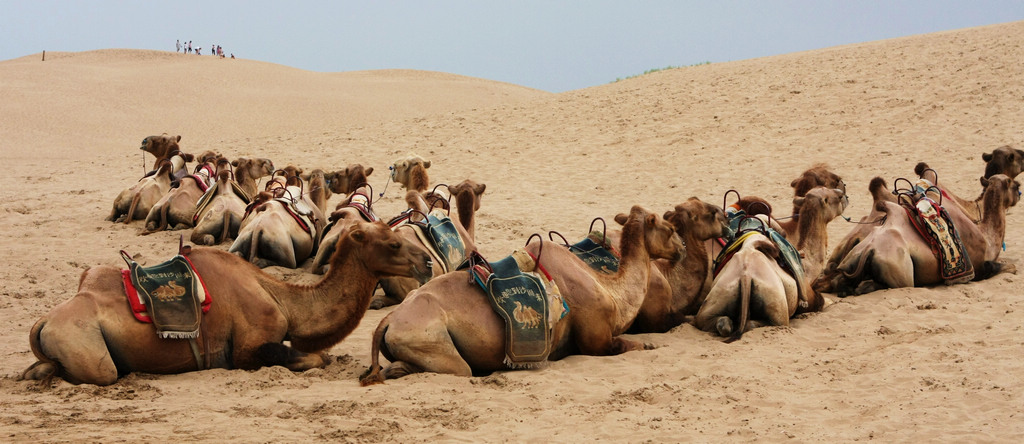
37,303,119,385
254,343,329,371
694,287,736,334
381,308,472,377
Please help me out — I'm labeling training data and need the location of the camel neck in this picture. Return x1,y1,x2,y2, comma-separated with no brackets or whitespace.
454,191,476,239
267,243,377,352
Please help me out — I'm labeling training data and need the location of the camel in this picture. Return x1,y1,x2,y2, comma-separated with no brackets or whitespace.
139,134,182,170
373,189,479,308
916,155,1022,223
822,174,1019,296
627,197,728,333
228,176,326,268
190,167,251,246
310,185,379,275
19,221,433,386
231,157,275,198
142,151,222,234
107,155,188,224
324,164,374,196
359,205,684,384
447,179,487,241
789,187,849,296
302,169,331,214
813,177,895,294
694,225,802,342
390,153,431,192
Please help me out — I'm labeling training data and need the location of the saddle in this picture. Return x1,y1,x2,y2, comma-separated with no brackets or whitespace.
895,178,974,284
391,209,468,273
120,248,211,339
549,220,620,274
713,210,807,304
465,250,567,367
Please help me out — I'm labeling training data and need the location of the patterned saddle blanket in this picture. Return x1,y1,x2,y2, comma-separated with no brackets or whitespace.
713,211,806,301
903,196,974,284
120,250,211,339
466,251,568,367
567,230,620,274
391,210,467,273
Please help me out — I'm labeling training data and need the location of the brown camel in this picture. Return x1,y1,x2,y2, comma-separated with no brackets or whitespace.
107,155,188,224
142,151,222,234
813,177,895,294
983,145,1024,179
324,164,374,195
373,189,479,308
228,178,325,268
139,134,182,170
627,197,728,333
19,221,433,386
694,226,803,342
391,153,431,192
359,205,684,384
303,169,331,214
790,186,849,297
824,174,1018,296
310,185,378,275
231,157,275,198
447,179,487,241
190,168,251,246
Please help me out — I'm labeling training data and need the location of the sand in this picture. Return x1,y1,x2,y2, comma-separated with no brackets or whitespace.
2,21,1024,442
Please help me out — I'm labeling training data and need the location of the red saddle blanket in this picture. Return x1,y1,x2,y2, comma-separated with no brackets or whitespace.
903,197,975,284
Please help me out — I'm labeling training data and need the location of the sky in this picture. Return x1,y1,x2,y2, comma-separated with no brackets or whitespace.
2,1,1023,93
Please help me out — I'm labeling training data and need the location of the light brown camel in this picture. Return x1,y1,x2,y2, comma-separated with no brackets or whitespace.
772,164,845,244
447,179,487,241
824,174,1019,296
789,186,849,299
627,197,728,333
190,167,251,246
359,205,684,384
813,177,895,294
390,153,431,192
302,169,331,214
142,151,222,234
106,155,188,224
310,185,378,275
916,155,1022,224
373,189,479,308
231,157,275,198
228,177,326,268
694,226,803,342
139,134,182,170
19,221,432,386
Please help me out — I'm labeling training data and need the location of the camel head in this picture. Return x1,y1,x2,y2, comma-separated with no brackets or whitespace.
980,174,1022,209
616,205,686,263
331,221,433,283
232,157,276,181
391,154,431,191
273,165,304,187
793,187,848,223
214,157,232,175
324,164,374,195
140,134,182,165
790,164,845,197
982,145,1024,179
664,197,728,241
449,179,486,212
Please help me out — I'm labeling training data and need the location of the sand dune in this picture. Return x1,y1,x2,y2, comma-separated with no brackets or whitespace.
2,21,1024,442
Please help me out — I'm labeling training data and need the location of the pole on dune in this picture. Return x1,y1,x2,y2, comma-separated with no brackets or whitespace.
42,51,45,61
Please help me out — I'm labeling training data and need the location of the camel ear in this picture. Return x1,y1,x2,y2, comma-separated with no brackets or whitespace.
793,196,805,207
646,213,657,226
350,229,366,242
983,152,993,162
980,176,990,187
365,166,374,176
476,183,486,194
231,159,239,167
613,213,628,226
300,172,311,181
423,160,432,169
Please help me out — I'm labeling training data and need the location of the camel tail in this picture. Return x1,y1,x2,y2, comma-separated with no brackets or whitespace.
359,313,393,386
125,192,142,224
19,318,59,386
725,275,751,344
219,212,232,244
840,248,874,280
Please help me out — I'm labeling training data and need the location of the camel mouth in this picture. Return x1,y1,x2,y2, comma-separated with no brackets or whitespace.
415,260,434,284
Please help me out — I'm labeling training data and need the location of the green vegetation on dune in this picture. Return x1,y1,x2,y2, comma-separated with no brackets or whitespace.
613,61,711,83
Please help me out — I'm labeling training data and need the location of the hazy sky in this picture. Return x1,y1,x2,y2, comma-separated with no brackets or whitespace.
3,1,1022,92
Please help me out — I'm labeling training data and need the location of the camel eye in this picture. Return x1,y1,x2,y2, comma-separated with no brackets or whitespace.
389,241,402,250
